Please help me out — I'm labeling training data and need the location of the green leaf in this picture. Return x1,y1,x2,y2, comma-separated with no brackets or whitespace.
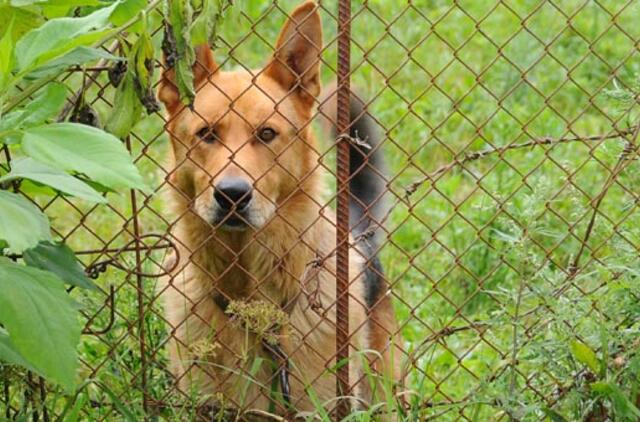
15,1,119,72
591,381,640,419
9,0,47,5
191,0,225,46
0,82,67,133
105,72,143,138
0,6,43,42
26,47,123,80
0,327,37,372
0,258,80,391
0,157,107,204
0,157,106,203
167,0,195,105
97,381,139,422
22,122,148,191
0,190,51,253
0,18,14,90
110,0,146,26
23,241,97,290
61,391,88,422
570,340,600,375
128,15,158,114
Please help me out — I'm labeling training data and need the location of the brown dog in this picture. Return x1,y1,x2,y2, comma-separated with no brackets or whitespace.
158,1,400,416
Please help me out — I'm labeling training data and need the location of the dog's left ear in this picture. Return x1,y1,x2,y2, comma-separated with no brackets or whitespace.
263,1,322,105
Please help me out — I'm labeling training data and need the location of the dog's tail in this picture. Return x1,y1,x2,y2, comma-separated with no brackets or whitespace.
319,89,401,386
318,89,388,243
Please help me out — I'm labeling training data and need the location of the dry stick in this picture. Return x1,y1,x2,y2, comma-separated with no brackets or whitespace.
401,323,489,383
567,122,640,277
404,126,638,198
543,122,640,302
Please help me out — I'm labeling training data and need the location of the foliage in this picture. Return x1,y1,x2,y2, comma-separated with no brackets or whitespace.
0,0,149,391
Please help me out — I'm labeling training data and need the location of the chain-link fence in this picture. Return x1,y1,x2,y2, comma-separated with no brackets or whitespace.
2,0,640,420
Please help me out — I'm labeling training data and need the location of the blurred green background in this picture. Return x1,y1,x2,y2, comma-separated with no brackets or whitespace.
7,0,640,420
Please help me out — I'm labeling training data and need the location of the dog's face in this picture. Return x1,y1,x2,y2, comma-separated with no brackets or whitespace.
159,2,322,231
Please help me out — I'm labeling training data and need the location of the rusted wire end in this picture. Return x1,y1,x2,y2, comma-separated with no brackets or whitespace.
300,253,330,313
337,133,372,150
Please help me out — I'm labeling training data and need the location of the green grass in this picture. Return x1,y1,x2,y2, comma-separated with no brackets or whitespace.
3,0,640,420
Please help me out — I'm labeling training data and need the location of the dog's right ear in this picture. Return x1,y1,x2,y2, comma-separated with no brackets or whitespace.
158,45,218,114
263,1,322,106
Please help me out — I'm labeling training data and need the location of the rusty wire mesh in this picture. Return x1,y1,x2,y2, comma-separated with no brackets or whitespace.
2,0,640,420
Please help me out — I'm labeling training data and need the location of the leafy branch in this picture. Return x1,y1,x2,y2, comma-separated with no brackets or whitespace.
0,0,155,392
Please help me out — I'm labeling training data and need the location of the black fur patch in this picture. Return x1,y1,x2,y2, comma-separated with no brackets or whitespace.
364,255,385,309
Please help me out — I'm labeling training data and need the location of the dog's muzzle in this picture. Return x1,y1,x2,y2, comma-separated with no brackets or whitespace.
213,178,253,229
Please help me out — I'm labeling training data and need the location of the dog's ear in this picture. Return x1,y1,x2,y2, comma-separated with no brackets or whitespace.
263,1,322,105
158,45,218,114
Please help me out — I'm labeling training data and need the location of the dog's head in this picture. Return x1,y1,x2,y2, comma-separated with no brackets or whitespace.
159,1,322,231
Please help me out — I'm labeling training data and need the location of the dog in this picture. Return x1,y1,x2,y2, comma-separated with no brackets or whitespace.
158,1,400,416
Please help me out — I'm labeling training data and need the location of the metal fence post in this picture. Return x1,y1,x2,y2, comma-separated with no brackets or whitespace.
336,0,352,418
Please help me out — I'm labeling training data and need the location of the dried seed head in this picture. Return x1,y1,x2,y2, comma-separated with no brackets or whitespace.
226,300,289,345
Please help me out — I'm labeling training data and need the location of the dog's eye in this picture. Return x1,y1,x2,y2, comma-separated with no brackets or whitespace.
196,127,218,144
257,127,277,143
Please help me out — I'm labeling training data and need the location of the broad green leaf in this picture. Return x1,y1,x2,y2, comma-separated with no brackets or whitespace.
0,157,106,203
22,123,148,191
570,340,600,375
39,2,106,19
0,131,22,145
191,0,212,45
15,1,119,72
26,47,123,80
105,72,143,138
0,327,37,372
0,6,43,41
191,0,225,46
0,190,51,253
0,258,80,391
10,0,48,5
79,177,117,194
0,82,67,132
23,241,97,290
110,0,146,26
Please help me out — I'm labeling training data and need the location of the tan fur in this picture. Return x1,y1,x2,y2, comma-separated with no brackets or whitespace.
158,1,399,415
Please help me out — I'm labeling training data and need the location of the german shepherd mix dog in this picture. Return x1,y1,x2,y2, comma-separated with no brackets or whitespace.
158,0,400,416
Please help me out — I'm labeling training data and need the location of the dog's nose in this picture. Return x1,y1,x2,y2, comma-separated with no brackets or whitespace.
214,178,253,211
